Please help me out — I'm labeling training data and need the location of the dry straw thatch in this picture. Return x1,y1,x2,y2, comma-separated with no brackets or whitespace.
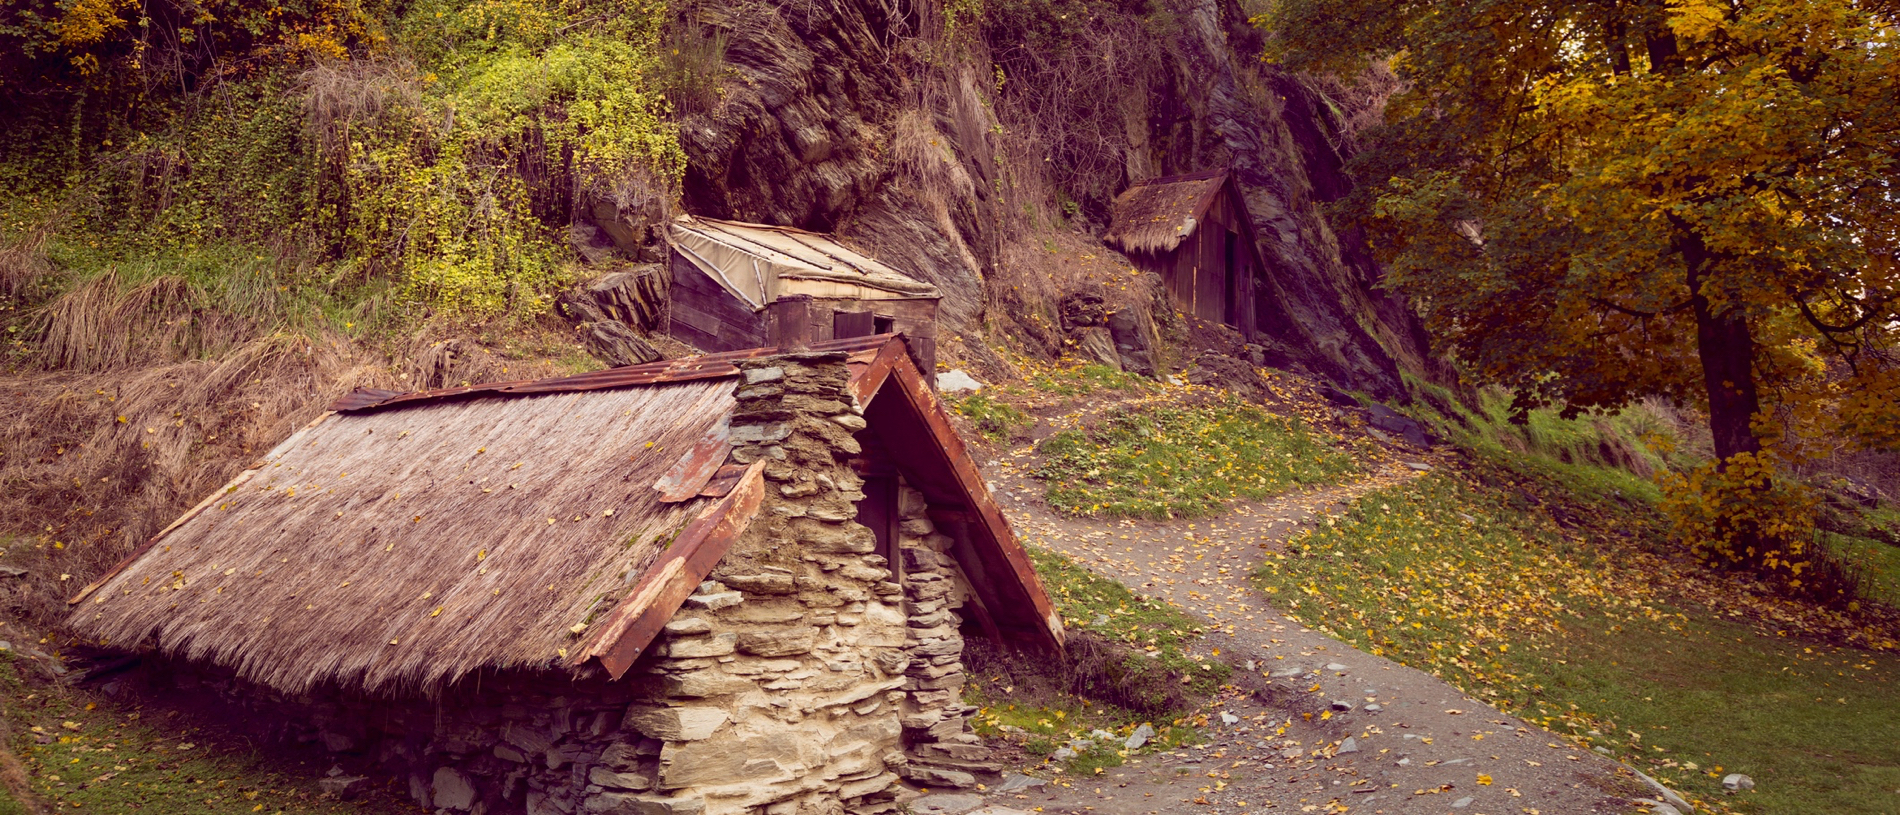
1102,171,1229,255
70,379,737,695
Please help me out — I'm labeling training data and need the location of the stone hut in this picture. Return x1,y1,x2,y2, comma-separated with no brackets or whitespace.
666,216,942,380
1104,170,1264,339
66,334,1062,815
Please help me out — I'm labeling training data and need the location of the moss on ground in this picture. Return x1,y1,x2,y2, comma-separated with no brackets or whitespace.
0,655,412,815
1036,399,1357,519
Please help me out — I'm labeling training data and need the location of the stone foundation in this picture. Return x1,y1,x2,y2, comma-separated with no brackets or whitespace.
129,352,996,815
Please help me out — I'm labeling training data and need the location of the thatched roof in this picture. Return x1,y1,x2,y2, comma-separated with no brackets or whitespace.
68,335,1062,695
69,379,735,694
1103,170,1231,255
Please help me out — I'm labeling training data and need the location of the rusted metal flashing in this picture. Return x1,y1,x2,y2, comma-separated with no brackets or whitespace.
697,464,750,498
844,336,906,408
575,460,769,679
331,335,895,414
653,418,733,502
852,343,1067,652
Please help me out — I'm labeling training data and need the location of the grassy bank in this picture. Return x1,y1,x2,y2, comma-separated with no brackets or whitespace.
1036,398,1358,519
1253,459,1900,813
964,545,1229,775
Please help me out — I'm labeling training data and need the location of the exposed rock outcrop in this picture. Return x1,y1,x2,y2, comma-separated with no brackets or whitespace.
667,0,1430,398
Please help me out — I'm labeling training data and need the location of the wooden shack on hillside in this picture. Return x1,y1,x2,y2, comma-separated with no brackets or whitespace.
67,335,1060,815
1104,170,1263,338
666,216,941,380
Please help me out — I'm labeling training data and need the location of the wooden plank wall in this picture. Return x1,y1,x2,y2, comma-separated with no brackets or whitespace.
1141,182,1260,341
667,252,770,352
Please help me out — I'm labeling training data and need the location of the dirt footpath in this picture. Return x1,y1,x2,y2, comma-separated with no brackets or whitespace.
966,445,1677,815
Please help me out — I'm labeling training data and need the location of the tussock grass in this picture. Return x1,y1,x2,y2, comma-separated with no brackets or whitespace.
1037,399,1356,519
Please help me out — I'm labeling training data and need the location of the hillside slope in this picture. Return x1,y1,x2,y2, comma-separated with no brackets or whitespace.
0,0,1430,620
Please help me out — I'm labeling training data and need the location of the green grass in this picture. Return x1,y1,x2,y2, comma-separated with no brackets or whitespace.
1030,363,1154,397
1,656,412,814
1406,382,1680,506
1827,531,1900,608
1252,469,1900,814
1036,400,1357,519
1027,546,1233,697
949,392,1034,442
966,546,1222,775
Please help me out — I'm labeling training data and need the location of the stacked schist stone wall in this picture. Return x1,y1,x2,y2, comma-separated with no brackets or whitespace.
133,351,998,815
620,350,919,815
889,485,998,788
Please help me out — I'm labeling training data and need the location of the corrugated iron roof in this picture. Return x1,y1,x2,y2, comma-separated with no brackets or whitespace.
668,216,938,310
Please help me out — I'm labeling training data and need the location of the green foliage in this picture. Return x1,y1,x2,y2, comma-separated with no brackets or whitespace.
949,392,1033,442
1036,400,1356,519
1262,0,1900,573
2,0,682,330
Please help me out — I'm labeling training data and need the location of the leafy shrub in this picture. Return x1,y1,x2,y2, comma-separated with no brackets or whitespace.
1658,452,1861,602
2,0,682,326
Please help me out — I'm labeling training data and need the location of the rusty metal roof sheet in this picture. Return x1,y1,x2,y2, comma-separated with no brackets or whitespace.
330,334,896,414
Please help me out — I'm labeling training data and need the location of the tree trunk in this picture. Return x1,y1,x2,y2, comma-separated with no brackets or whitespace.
1680,226,1763,461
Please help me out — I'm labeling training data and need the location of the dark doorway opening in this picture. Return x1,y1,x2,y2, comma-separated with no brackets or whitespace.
1223,231,1242,326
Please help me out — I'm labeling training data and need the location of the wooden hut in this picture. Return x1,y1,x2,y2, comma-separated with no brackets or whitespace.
666,216,941,379
67,335,1058,815
1104,170,1263,338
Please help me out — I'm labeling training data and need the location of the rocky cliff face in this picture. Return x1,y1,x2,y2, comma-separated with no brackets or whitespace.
652,0,1425,399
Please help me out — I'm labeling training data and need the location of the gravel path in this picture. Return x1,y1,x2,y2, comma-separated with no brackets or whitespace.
955,417,1674,815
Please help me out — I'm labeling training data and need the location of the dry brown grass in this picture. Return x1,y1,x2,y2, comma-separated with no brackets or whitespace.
66,378,735,695
29,270,272,372
988,231,1165,359
0,222,53,302
297,60,424,154
0,335,393,624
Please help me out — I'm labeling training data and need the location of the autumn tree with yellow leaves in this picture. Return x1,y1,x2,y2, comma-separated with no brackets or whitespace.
1262,0,1900,590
